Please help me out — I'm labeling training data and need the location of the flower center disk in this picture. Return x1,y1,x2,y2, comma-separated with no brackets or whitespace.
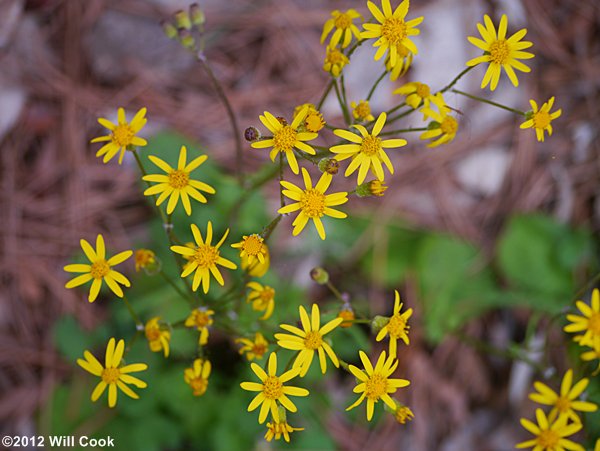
334,13,351,29
533,111,551,129
263,376,283,399
441,117,458,135
381,18,408,45
360,135,382,156
304,331,323,350
102,367,121,384
588,313,600,334
273,126,297,152
112,124,134,147
387,315,408,338
90,260,110,279
365,373,388,400
416,83,430,98
300,189,326,218
243,235,264,256
537,430,559,448
168,170,190,189
489,39,510,64
192,244,219,268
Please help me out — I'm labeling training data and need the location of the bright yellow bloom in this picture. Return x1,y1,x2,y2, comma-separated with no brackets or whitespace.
323,46,349,77
185,307,214,345
142,145,216,216
278,168,348,240
351,100,375,122
564,288,600,348
294,103,326,133
375,290,412,357
251,107,317,175
64,234,132,303
393,82,445,112
240,352,309,424
77,337,147,408
265,407,304,443
247,282,276,320
236,332,269,361
321,9,363,49
184,358,211,396
134,249,156,272
420,105,459,147
466,14,534,91
231,234,268,267
346,350,410,421
386,43,413,81
331,112,407,184
529,369,597,423
144,317,171,357
520,97,562,142
361,0,423,67
391,401,414,424
241,244,270,277
517,408,584,451
91,107,147,164
275,304,344,377
170,222,237,293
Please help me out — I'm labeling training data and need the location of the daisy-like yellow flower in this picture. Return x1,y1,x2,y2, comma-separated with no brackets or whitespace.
466,14,534,91
564,288,600,348
516,408,584,451
346,350,410,421
64,234,132,303
294,103,326,133
420,105,459,147
375,290,412,357
185,307,214,345
240,352,309,424
236,332,269,361
142,145,216,216
241,244,270,277
323,46,349,78
278,168,348,240
77,337,147,408
393,82,445,112
265,407,304,443
251,107,317,175
231,234,268,267
144,317,171,357
386,43,413,81
320,9,363,49
520,97,562,142
247,281,276,320
134,249,156,272
529,369,597,423
184,358,211,396
170,222,237,293
361,0,423,68
275,304,344,377
351,100,375,122
91,107,147,165
330,112,407,184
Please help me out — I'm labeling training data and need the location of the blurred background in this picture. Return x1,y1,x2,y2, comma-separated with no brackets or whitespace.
0,0,599,449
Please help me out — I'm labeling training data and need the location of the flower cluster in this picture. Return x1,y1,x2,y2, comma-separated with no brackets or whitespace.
564,288,600,373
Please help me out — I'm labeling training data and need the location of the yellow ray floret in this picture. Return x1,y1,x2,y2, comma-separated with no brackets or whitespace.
516,408,584,450
375,290,412,357
91,107,147,164
520,97,562,142
321,9,363,49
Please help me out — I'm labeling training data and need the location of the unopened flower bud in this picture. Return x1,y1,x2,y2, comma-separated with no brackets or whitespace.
161,20,178,39
337,304,355,328
371,315,389,335
356,180,388,197
178,29,195,49
174,10,192,30
244,126,261,142
189,3,205,26
318,158,339,175
384,400,415,424
310,267,329,285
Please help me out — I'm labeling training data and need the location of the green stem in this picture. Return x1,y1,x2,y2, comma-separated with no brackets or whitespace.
326,280,344,302
122,295,143,328
439,65,474,93
279,152,285,208
294,149,320,165
261,215,282,242
367,70,387,101
385,108,416,125
384,102,407,117
452,89,526,116
159,269,194,305
334,80,351,125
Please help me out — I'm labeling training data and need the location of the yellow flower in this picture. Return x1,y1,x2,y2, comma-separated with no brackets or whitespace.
520,97,562,142
91,107,147,165
330,112,407,184
466,14,534,91
517,408,584,451
346,350,410,421
236,332,269,361
375,290,412,357
323,46,350,77
231,234,268,267
420,105,459,147
351,100,375,122
142,145,216,216
247,282,276,320
185,307,215,345
386,43,413,81
240,352,309,424
393,82,445,112
529,369,597,423
294,103,326,133
251,107,317,175
134,249,156,272
241,244,270,277
170,222,237,293
184,358,211,396
64,234,132,303
77,337,147,408
265,407,304,443
144,317,171,357
564,288,600,348
278,168,348,240
580,340,600,374
361,0,423,67
391,401,414,424
321,9,363,49
275,304,344,377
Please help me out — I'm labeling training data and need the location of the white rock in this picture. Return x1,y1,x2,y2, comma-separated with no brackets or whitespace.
455,146,512,196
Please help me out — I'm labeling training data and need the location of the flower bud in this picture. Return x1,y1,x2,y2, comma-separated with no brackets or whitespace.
337,304,355,328
318,157,339,175
178,29,195,49
189,3,205,26
174,10,192,30
310,267,329,285
244,126,261,142
384,400,415,424
356,180,388,197
161,20,178,39
371,315,389,335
